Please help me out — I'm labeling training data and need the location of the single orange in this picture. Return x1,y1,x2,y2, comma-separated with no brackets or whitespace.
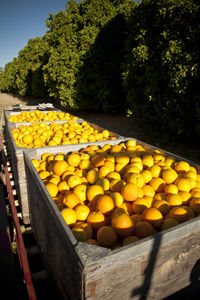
87,211,107,230
121,183,139,202
142,208,163,228
134,221,154,238
96,195,115,214
45,182,58,198
53,160,68,176
97,226,117,248
111,210,135,237
63,192,80,208
86,185,104,202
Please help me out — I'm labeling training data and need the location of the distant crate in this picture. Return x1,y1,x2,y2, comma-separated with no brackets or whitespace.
5,120,123,224
3,103,79,124
24,139,200,299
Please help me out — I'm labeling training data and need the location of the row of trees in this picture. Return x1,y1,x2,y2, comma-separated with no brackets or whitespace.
1,0,200,136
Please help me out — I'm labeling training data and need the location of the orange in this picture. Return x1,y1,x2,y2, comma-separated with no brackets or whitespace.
74,204,90,221
115,163,127,175
111,210,135,237
87,211,107,230
63,192,80,208
110,192,124,207
176,178,191,192
86,169,99,184
150,177,166,192
126,139,136,148
165,156,176,167
67,153,81,167
97,226,117,248
141,170,153,184
71,227,88,242
96,195,115,214
161,168,178,184
123,235,139,246
32,159,40,168
61,208,77,226
127,173,145,188
153,192,166,201
86,185,104,202
45,182,58,198
161,218,179,230
124,166,141,176
142,185,155,198
153,200,170,216
175,161,190,173
53,160,68,176
132,198,149,214
169,207,189,223
78,159,92,170
99,166,112,177
54,153,65,161
189,197,200,214
134,221,154,238
115,155,129,165
178,191,191,205
164,184,178,195
185,171,197,180
106,172,121,181
166,194,182,207
72,222,93,239
91,154,105,167
38,170,50,180
57,181,70,194
149,165,161,177
121,183,139,202
73,184,87,202
142,208,163,228
120,202,134,215
64,174,80,187
109,179,125,193
131,213,143,224
182,206,195,219
95,178,110,191
142,155,154,168
22,134,33,145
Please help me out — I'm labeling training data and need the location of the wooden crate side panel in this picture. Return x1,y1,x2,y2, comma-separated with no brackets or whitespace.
84,220,200,300
25,155,84,300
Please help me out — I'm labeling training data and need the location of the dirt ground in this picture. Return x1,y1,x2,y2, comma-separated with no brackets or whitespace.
0,92,200,164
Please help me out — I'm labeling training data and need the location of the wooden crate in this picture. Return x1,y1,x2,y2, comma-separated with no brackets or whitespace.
5,122,124,224
24,140,200,299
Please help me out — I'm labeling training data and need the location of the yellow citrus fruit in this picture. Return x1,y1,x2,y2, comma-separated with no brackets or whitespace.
45,182,58,198
178,191,191,205
175,161,190,173
73,184,87,202
97,226,117,248
109,179,125,193
161,168,178,184
161,218,179,230
74,204,90,221
121,183,139,202
110,192,124,207
86,169,99,184
134,221,154,238
142,185,155,198
67,153,81,167
67,175,82,188
22,134,33,145
149,165,161,177
61,208,77,226
96,195,115,215
38,170,50,180
153,200,170,216
189,197,200,214
164,184,178,195
87,211,107,230
71,227,88,242
132,198,150,214
111,210,135,237
166,194,182,207
169,207,189,222
142,207,163,228
53,160,68,176
150,177,166,192
176,178,191,192
57,181,70,194
63,192,80,208
86,185,104,202
141,170,153,184
95,178,110,191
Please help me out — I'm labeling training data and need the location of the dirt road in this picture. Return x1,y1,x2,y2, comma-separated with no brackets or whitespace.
0,92,199,163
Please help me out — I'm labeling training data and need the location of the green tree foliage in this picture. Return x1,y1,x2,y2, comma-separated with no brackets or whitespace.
43,0,135,110
122,0,200,136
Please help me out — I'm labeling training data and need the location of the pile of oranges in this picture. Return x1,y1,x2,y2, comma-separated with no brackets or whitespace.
8,110,78,123
31,139,200,249
11,120,115,148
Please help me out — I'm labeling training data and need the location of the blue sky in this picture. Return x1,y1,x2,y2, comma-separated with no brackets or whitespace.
0,0,67,68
